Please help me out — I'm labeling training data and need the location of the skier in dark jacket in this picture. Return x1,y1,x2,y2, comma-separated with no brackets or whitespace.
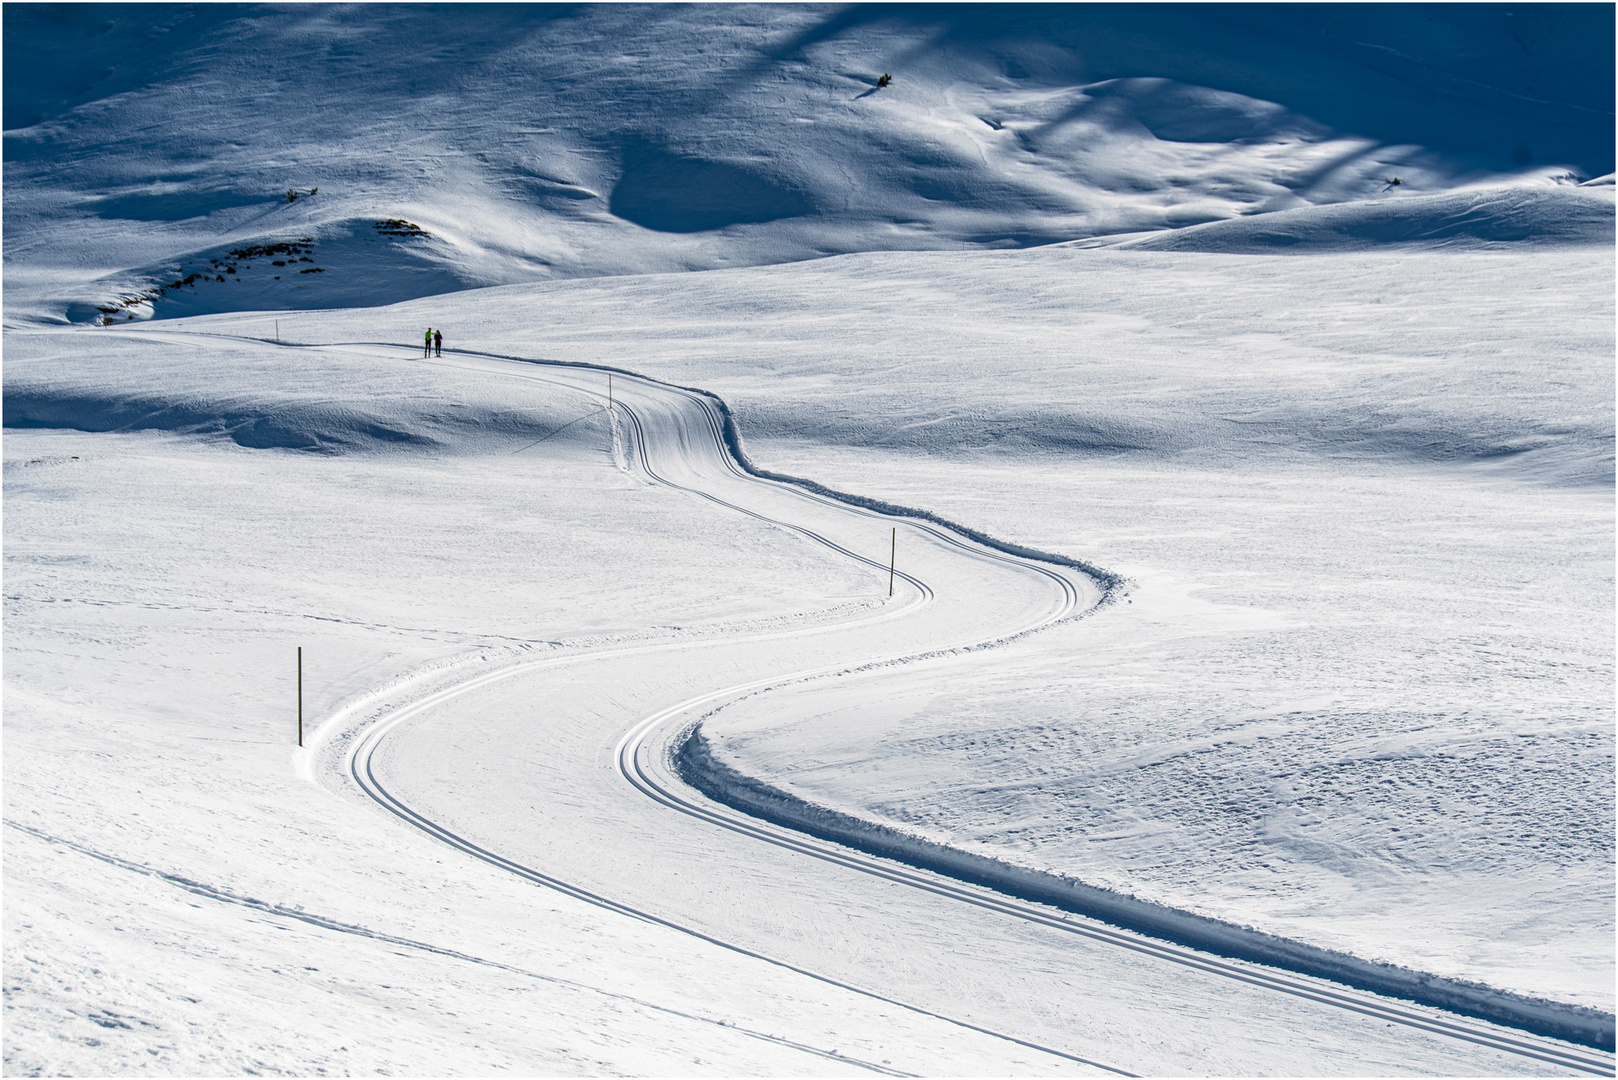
433,329,443,357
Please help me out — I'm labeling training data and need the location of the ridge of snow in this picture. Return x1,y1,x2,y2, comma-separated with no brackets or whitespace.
676,726,1616,1051
5,4,1612,324
1106,183,1614,252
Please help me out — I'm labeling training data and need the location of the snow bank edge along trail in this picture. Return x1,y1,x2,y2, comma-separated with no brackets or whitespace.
457,343,1615,1059
309,339,1612,1067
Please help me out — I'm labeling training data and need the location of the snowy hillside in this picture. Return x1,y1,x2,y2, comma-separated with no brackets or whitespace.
4,3,1612,324
4,4,1615,1075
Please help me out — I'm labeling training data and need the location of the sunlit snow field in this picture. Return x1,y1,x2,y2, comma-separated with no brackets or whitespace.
341,246,1618,1009
12,243,1611,1009
5,3,1614,1074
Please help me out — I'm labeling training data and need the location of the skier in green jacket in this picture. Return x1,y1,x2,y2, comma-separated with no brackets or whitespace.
424,327,432,357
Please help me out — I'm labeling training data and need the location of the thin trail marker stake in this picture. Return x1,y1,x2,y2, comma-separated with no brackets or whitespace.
608,373,613,410
275,319,279,344
297,646,303,747
889,527,896,597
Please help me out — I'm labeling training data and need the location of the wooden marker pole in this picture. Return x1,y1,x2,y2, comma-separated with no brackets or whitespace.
889,527,896,597
275,319,279,344
608,373,613,410
297,646,303,747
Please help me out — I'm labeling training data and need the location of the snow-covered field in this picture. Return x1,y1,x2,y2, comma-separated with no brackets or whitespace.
5,399,1060,1076
6,4,1614,1075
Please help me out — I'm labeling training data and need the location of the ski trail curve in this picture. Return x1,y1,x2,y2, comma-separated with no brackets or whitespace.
137,329,1613,1073
405,346,1614,1069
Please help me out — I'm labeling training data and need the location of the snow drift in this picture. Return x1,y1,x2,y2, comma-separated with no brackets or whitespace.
0,332,609,454
677,727,1615,1050
1110,183,1615,252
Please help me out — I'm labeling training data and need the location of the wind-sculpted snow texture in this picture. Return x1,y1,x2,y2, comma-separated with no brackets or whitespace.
1109,184,1615,251
4,3,1613,323
677,729,1613,1049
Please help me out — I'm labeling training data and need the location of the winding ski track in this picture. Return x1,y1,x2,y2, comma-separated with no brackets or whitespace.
162,332,1614,1076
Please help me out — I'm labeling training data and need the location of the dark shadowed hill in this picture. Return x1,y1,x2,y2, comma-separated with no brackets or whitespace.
4,3,1612,322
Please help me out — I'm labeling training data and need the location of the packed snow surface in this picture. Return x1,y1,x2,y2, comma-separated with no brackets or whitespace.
5,2,1614,1075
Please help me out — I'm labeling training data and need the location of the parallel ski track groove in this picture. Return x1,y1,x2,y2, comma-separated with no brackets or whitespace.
621,738,1614,1075
173,333,1606,1077
349,715,1109,1074
340,358,1123,1074
597,367,1612,1076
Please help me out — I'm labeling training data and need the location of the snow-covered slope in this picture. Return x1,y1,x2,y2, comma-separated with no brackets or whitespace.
8,260,1611,1067
1105,183,1614,251
11,243,1610,1010
5,5,1614,1073
5,3,1612,323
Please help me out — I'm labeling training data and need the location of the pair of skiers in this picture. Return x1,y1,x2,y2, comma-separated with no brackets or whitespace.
423,327,442,357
